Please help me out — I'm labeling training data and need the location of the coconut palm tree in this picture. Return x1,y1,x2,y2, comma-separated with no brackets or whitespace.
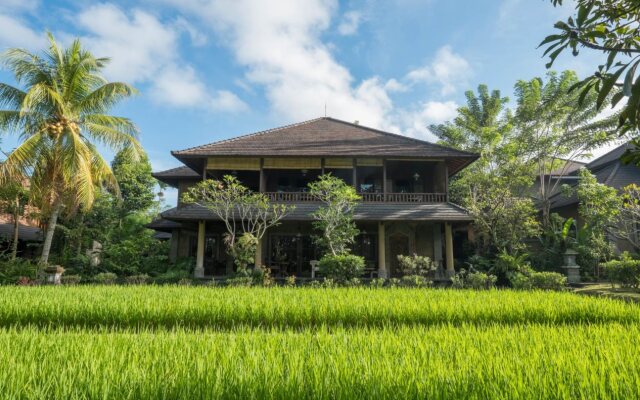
0,33,142,265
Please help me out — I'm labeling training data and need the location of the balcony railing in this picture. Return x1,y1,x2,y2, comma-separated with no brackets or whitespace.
263,192,447,203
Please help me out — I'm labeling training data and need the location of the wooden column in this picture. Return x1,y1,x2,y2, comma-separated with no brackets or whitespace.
444,163,449,202
378,222,387,278
352,158,357,190
259,158,266,192
195,221,205,278
382,159,387,201
445,222,454,277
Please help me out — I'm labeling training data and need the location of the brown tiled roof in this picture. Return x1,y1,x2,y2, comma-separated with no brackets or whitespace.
152,166,200,187
161,202,472,222
146,218,183,232
171,117,478,175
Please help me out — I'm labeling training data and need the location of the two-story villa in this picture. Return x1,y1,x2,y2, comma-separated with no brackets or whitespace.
151,117,478,279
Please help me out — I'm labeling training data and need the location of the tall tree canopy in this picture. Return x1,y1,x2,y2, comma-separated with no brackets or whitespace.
431,85,539,255
514,70,618,226
0,33,141,265
541,0,640,163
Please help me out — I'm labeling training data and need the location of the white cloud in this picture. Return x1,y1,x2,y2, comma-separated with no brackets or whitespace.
338,11,362,35
158,0,397,129
0,14,45,49
406,45,471,96
400,101,458,139
0,0,39,12
75,3,245,112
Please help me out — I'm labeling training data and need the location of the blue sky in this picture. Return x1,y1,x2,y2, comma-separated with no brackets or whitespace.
0,0,609,205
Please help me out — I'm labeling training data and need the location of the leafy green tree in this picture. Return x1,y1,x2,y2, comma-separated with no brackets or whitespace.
431,85,539,255
111,148,157,215
308,174,361,256
514,71,618,226
0,34,141,265
0,177,29,259
575,168,621,275
541,0,640,163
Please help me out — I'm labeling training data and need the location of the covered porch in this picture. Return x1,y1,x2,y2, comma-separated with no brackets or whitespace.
170,219,463,280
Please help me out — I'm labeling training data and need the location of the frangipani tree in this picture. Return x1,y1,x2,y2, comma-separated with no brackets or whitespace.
0,33,142,265
183,176,293,273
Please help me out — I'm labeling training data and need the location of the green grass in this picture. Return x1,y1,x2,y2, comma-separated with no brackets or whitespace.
1,287,639,399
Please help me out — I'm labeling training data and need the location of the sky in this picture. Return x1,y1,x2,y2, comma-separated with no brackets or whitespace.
0,0,618,205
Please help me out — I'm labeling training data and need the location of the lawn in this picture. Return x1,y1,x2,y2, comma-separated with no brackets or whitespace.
1,287,639,399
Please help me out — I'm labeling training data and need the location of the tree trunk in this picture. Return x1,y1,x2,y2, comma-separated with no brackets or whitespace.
39,202,62,266
10,207,19,260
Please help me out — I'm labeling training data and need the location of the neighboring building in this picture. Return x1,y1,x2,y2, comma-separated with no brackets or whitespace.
152,117,478,279
0,213,42,257
548,142,640,252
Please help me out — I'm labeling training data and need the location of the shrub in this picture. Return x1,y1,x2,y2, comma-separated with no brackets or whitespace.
177,278,193,286
285,275,296,287
153,269,190,285
61,275,82,285
511,271,566,291
388,278,401,288
318,254,365,282
308,278,337,288
251,266,273,287
451,269,496,290
465,272,497,290
94,272,118,285
124,274,150,285
370,278,386,288
0,258,38,284
343,278,362,287
226,276,253,287
397,254,435,276
399,275,431,288
602,253,640,288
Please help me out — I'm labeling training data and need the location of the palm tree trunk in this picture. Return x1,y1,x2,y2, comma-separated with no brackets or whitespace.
40,202,62,266
10,206,19,260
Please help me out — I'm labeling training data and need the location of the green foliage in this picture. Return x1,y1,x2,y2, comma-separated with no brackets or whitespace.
308,174,360,256
124,274,151,285
225,276,254,287
318,254,365,283
492,251,532,286
542,0,640,162
111,149,158,214
511,271,567,291
250,265,274,287
369,278,386,288
101,233,170,276
431,85,539,255
0,258,37,284
94,272,118,285
602,253,640,288
451,269,497,290
153,269,191,285
61,275,82,285
396,254,435,276
285,275,296,287
228,233,258,274
398,275,431,288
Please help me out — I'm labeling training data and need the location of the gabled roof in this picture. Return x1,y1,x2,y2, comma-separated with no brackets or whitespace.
171,117,478,175
548,159,586,176
152,166,200,187
549,141,640,210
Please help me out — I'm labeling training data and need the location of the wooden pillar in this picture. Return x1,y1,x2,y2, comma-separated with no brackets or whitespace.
445,222,454,277
169,229,179,263
352,158,357,190
195,221,205,278
259,158,266,192
444,163,449,202
378,221,387,278
382,159,387,201
255,237,263,267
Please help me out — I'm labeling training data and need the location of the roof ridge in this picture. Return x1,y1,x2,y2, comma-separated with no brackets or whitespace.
172,117,326,155
585,141,631,170
323,117,478,157
154,165,197,175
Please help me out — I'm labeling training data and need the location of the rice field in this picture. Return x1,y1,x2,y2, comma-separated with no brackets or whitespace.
1,287,639,399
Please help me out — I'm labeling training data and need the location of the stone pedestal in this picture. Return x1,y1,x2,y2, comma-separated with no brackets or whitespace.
45,265,65,285
561,249,581,284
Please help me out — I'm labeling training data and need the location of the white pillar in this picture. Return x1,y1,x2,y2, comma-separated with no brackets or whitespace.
195,221,205,278
378,222,387,278
433,224,443,265
445,222,454,277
